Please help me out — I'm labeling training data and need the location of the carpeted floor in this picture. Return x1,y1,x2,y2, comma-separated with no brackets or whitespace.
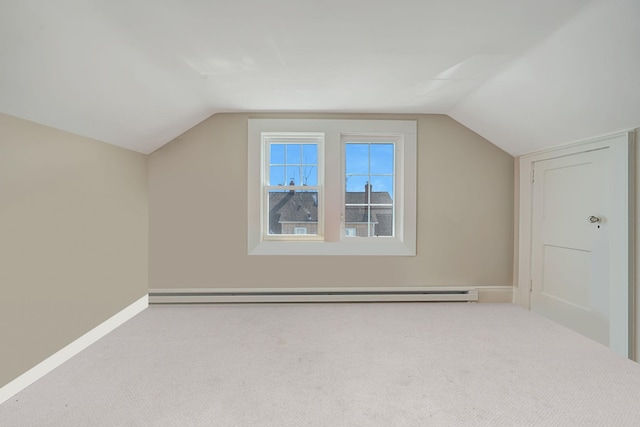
2,302,640,426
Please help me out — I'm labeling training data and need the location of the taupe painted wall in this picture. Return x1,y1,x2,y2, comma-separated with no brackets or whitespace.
0,113,148,388
149,113,514,289
636,128,639,361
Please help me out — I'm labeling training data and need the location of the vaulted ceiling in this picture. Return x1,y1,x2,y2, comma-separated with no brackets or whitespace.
1,0,638,156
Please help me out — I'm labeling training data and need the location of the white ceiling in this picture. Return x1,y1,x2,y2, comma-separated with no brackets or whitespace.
1,0,638,155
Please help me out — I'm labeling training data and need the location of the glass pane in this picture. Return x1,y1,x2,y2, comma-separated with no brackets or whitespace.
302,144,318,165
370,144,394,175
301,165,317,186
372,206,393,236
285,165,300,186
345,175,369,198
270,144,285,164
369,175,394,201
286,144,301,164
268,190,319,235
345,144,369,175
269,166,285,186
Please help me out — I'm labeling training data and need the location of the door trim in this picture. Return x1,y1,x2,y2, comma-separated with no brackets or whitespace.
516,132,634,358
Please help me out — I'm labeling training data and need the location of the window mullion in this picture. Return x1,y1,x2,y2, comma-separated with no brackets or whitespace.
367,143,371,237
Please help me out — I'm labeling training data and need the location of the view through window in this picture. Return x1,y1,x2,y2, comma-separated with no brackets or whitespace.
345,142,395,237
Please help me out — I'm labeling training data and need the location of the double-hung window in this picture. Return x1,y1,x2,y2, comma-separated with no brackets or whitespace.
344,137,396,238
263,133,323,239
248,119,416,256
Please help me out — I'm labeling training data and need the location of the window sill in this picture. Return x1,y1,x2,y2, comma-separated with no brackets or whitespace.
248,238,416,256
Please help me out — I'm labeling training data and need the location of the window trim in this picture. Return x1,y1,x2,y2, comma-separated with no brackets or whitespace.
248,119,417,256
262,132,324,241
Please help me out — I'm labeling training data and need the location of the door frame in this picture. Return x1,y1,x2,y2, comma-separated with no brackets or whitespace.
516,132,634,358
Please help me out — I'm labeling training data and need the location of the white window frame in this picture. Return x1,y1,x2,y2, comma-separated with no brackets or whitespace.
342,135,398,238
262,132,324,241
248,119,417,256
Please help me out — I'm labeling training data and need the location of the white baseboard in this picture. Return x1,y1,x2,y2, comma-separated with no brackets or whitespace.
149,286,513,304
0,294,148,405
476,286,513,303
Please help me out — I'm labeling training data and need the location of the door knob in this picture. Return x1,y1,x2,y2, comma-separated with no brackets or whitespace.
588,215,601,223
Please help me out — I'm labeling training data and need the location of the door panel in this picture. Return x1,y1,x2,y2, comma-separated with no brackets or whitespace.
541,245,591,309
531,149,610,346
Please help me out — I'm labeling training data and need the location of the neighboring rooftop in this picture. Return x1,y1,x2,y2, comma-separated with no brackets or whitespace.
269,191,393,236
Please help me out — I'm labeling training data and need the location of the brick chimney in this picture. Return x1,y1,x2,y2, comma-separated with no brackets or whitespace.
364,182,371,205
364,182,371,224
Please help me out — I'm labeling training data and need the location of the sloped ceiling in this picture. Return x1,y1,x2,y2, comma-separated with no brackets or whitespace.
450,0,640,155
0,0,637,155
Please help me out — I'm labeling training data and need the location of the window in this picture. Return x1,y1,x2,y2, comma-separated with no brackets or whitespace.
248,119,416,256
344,140,395,238
263,134,323,239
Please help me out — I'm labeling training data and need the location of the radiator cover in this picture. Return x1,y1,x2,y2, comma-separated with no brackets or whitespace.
149,287,479,303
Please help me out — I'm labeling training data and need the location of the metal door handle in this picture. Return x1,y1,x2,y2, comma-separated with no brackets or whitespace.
588,215,601,224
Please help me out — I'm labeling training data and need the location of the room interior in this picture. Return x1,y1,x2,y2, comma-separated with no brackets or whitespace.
2,0,640,424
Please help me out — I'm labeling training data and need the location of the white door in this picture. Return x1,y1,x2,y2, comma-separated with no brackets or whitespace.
531,149,610,346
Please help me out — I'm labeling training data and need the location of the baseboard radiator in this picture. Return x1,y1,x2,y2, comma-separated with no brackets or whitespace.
149,287,479,304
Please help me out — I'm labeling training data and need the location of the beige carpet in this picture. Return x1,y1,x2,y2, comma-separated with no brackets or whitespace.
2,302,640,426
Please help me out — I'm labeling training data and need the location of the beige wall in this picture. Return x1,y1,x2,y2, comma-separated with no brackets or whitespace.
0,113,148,388
149,113,514,290
632,128,640,362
